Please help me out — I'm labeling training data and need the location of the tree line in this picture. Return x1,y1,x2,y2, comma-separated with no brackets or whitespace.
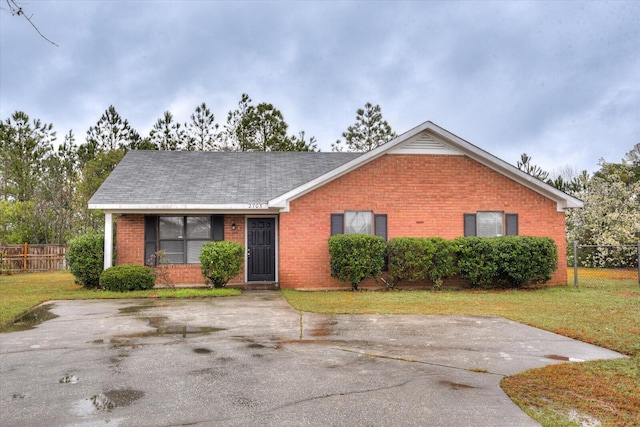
0,97,397,245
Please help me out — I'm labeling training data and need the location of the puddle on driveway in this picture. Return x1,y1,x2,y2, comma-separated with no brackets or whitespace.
73,389,144,415
60,374,79,384
193,347,212,354
114,315,225,340
0,304,58,333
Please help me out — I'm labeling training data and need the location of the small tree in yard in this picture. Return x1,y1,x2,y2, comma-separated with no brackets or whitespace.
199,241,244,288
328,234,386,291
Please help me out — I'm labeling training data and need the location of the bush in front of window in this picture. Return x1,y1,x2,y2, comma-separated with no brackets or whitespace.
386,238,436,289
385,237,459,289
99,264,156,292
456,236,558,288
428,238,459,288
328,234,386,291
199,241,244,288
66,233,104,289
455,237,502,287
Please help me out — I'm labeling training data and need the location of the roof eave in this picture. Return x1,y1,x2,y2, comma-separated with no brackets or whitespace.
89,203,281,214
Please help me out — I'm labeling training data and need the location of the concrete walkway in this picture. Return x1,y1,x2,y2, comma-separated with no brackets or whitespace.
0,292,624,426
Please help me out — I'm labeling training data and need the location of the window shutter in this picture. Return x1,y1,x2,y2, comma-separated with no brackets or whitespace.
374,214,388,241
212,215,224,241
463,214,477,237
330,214,344,236
506,214,519,236
144,216,158,266
375,214,389,271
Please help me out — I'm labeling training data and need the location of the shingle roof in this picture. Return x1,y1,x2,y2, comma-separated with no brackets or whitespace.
89,150,361,207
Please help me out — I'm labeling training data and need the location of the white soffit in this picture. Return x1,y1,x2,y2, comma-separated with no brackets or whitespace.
388,131,461,155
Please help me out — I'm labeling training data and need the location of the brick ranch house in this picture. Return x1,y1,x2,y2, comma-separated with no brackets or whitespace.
88,121,583,289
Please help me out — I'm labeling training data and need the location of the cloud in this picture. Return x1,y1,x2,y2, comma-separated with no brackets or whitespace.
1,0,638,174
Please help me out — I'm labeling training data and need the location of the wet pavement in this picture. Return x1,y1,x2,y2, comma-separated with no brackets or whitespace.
0,292,624,426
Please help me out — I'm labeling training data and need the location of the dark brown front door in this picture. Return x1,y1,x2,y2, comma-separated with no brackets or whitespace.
247,218,276,281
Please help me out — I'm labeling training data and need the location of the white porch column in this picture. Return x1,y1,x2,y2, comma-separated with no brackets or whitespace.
104,212,113,270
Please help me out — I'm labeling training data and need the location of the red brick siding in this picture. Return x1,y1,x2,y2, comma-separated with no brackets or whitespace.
279,154,567,289
115,214,247,285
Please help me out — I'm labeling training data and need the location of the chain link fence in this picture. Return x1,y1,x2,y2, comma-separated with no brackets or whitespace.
569,242,640,287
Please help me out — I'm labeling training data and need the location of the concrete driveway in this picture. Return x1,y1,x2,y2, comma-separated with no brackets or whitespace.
0,292,623,427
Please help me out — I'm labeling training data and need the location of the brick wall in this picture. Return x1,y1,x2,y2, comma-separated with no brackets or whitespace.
115,214,246,285
279,154,568,289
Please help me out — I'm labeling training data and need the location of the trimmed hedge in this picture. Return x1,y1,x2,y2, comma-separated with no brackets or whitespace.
456,236,557,288
66,233,104,289
199,241,244,288
386,238,436,288
329,234,386,290
428,238,459,288
343,235,558,289
386,237,459,289
99,264,156,292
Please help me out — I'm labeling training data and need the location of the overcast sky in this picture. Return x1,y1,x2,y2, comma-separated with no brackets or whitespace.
1,1,638,174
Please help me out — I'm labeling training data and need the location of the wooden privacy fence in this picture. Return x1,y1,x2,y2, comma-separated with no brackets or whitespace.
0,243,67,274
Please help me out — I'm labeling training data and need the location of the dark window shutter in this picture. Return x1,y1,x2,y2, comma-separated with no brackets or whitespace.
144,216,158,266
212,215,224,241
464,214,477,237
330,214,344,236
374,214,389,271
374,214,387,241
506,214,519,236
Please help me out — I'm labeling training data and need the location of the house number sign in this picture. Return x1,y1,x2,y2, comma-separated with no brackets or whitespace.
248,203,265,209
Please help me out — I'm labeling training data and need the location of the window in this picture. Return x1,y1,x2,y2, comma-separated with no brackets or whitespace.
345,211,373,234
330,211,387,240
477,212,503,237
464,212,518,237
145,215,224,265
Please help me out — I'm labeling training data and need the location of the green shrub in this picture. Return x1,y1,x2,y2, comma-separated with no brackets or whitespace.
456,236,558,288
428,238,459,288
496,236,557,286
199,241,244,288
66,233,104,289
328,234,386,291
99,264,156,292
386,237,459,289
456,237,501,287
386,238,436,288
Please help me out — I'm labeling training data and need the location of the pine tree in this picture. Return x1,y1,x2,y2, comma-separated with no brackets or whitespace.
332,102,397,152
186,102,219,151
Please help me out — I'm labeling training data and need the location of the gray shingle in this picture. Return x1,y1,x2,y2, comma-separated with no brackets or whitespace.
89,151,361,206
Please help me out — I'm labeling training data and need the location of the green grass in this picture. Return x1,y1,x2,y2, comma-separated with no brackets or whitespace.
282,279,640,427
0,271,239,326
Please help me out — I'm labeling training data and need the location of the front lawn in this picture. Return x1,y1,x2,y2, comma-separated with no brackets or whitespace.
0,270,239,327
282,278,640,427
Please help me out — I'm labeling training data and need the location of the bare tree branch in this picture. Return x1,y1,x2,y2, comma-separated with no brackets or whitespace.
4,0,59,47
